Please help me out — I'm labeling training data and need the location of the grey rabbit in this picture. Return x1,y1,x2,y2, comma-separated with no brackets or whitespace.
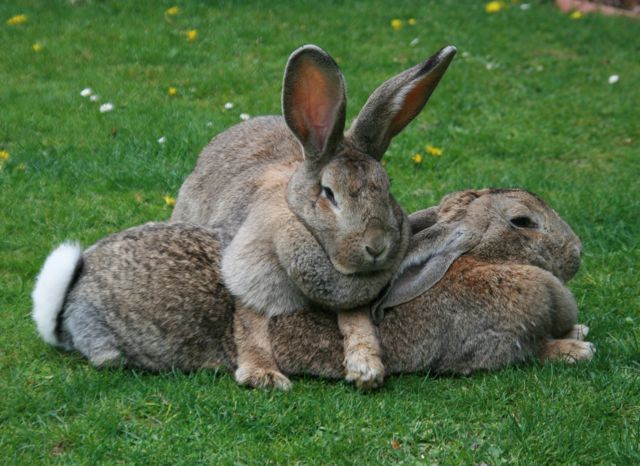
169,44,457,389
32,189,594,381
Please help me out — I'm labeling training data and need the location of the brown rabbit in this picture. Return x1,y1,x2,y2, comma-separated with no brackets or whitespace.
169,44,457,389
32,189,594,380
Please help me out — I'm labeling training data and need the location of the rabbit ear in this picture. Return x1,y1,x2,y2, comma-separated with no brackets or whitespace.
348,45,456,160
408,206,439,234
370,219,480,323
282,45,347,165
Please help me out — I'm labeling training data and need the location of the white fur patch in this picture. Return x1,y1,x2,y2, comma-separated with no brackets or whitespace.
32,242,82,346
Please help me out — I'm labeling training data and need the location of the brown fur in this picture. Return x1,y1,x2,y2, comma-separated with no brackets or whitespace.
36,189,595,383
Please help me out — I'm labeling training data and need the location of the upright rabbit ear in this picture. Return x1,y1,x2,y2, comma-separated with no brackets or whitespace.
370,217,481,323
282,45,347,165
348,45,456,160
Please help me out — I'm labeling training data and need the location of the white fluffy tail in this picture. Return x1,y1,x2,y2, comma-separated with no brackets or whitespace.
32,242,83,346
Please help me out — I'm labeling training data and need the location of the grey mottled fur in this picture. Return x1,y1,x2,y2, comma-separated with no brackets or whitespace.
167,44,456,388
41,189,592,377
170,45,457,315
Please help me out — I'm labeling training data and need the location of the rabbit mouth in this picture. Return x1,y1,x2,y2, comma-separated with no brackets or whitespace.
331,260,358,275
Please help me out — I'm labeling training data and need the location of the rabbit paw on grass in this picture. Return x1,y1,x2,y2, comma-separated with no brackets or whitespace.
542,338,596,363
343,344,385,391
234,365,293,391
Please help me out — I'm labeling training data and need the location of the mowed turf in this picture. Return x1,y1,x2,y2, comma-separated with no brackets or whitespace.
1,0,638,463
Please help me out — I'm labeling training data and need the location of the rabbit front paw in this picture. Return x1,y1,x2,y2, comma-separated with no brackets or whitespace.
235,364,293,390
343,344,385,391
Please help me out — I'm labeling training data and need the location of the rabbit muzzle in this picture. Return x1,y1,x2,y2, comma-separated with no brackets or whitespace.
328,218,406,275
557,240,582,283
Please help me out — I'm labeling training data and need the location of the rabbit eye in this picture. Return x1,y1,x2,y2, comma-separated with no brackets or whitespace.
510,216,538,229
322,186,338,207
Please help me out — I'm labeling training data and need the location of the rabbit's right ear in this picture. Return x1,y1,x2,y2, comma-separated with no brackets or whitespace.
370,219,481,323
348,45,456,160
282,45,347,166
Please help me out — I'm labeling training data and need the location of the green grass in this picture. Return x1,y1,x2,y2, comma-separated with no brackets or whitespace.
1,0,639,463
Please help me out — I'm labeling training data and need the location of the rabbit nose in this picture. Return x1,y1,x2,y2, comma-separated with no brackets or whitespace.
365,236,388,259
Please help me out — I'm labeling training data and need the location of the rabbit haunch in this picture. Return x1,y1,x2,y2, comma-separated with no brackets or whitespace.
32,189,594,378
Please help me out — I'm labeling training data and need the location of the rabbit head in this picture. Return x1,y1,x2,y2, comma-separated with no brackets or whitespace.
373,188,582,319
283,45,457,275
438,189,582,282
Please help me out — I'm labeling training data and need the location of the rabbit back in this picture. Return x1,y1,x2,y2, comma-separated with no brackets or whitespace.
171,116,300,248
62,222,237,371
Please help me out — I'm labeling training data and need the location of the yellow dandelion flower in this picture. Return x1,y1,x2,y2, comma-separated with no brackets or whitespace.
0,150,9,161
6,14,27,26
165,6,179,16
411,153,423,164
570,11,583,20
32,42,43,52
168,86,177,96
485,1,505,13
390,19,403,31
186,29,198,42
408,18,417,26
163,195,176,207
426,145,443,157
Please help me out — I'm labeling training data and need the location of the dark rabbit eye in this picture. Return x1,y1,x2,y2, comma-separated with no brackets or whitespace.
322,186,337,206
510,216,538,229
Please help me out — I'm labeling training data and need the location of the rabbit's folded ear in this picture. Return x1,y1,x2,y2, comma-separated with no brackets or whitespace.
348,45,456,160
408,207,439,234
282,45,347,165
370,218,480,323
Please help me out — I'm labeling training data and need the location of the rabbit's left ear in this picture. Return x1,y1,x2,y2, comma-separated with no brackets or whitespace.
348,45,456,160
408,206,439,234
282,45,347,165
370,218,480,323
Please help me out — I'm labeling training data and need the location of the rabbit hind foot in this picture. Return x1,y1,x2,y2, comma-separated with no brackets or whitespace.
540,339,596,364
563,324,589,341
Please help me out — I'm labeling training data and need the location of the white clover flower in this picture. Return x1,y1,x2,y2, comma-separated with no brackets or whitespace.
240,113,250,121
520,3,531,10
409,37,420,47
158,136,167,144
99,102,114,113
485,63,497,71
80,88,92,97
224,102,234,110
206,121,214,127
608,74,619,84
90,95,99,102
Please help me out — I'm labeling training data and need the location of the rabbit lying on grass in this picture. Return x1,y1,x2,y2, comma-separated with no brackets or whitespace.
32,189,594,382
169,44,456,389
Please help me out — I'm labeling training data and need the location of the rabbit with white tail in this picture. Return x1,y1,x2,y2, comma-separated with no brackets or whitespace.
169,44,457,389
32,189,594,381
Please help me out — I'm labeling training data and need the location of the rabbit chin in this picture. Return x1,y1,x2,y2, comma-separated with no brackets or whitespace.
329,257,390,276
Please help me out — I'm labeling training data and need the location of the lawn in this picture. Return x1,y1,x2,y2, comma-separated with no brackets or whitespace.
1,0,639,463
